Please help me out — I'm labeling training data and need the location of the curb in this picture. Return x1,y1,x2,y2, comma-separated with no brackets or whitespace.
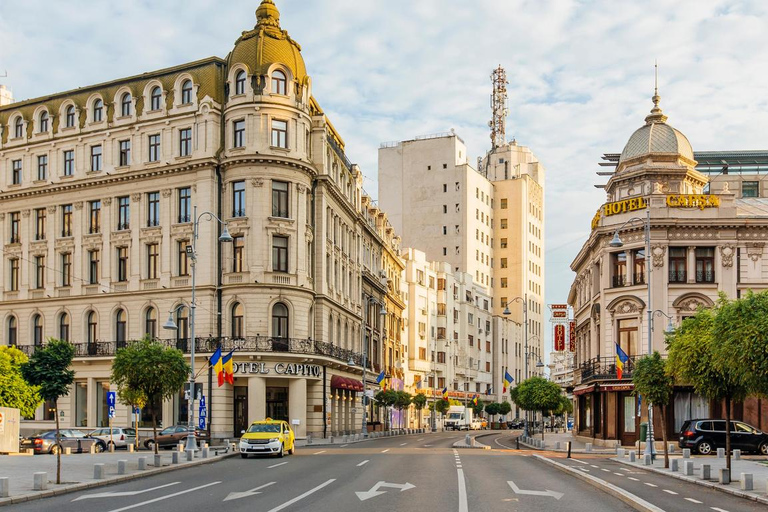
0,451,239,507
452,434,491,450
613,458,768,506
518,437,616,455
531,454,665,512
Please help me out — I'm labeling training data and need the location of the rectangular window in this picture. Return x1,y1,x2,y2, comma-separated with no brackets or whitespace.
89,200,101,234
695,247,715,283
669,247,687,283
437,351,446,364
500,198,508,209
618,318,638,357
11,160,21,185
272,180,289,217
37,155,48,180
418,347,426,360
9,212,20,243
500,257,507,269
147,243,159,279
117,196,130,230
232,180,246,217
612,252,627,287
63,150,74,176
179,128,192,156
119,140,131,166
61,204,73,237
271,119,287,148
634,249,645,285
88,249,100,284
34,255,45,289
233,235,244,272
500,238,508,249
61,252,72,287
117,247,129,282
500,218,508,229
178,187,191,223
148,134,161,162
272,235,288,272
91,145,102,171
35,208,46,240
233,120,245,148
9,258,19,291
178,240,190,276
742,181,759,198
147,192,160,227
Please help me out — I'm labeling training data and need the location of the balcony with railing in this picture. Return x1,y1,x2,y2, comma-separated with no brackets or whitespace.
612,275,627,288
669,270,687,283
696,270,715,283
578,355,641,383
633,272,645,285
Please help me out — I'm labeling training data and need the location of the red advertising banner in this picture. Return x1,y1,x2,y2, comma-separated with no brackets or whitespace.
550,304,568,310
552,311,567,318
554,324,565,352
569,321,576,352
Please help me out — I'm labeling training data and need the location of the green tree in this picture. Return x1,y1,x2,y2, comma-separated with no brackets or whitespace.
111,338,190,454
412,393,427,429
394,391,412,429
374,389,398,430
471,400,485,417
20,340,75,484
515,377,562,440
667,303,749,472
633,351,674,468
498,401,512,422
435,398,450,415
118,387,147,450
0,346,42,417
485,402,500,425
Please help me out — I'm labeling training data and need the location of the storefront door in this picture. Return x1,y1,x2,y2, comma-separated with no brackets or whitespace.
266,387,289,422
234,386,248,435
619,393,638,446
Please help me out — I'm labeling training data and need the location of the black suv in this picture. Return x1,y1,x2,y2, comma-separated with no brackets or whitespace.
679,419,768,455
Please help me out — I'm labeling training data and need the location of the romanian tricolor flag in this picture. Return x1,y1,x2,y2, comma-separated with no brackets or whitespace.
441,387,448,399
503,370,514,393
222,350,235,385
210,347,224,387
615,343,629,380
472,394,479,406
375,370,386,386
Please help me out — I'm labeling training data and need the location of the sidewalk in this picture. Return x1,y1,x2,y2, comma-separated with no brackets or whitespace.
517,430,618,454
0,447,236,506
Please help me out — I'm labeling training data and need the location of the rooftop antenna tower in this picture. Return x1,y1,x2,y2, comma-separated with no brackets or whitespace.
489,65,508,150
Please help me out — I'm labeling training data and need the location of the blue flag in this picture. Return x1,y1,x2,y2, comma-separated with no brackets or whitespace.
375,370,386,384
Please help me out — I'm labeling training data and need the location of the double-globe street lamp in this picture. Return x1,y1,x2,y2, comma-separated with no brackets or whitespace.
163,207,232,453
349,296,386,438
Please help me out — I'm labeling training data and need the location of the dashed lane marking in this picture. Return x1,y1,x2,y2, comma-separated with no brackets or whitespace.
590,465,599,468
400,443,408,446
628,477,639,481
313,451,326,455
620,468,631,471
685,498,703,504
357,460,369,467
381,449,390,453
106,482,221,512
614,473,624,476
644,483,658,488
662,490,677,495
571,458,590,465
267,462,288,469
711,508,729,512
601,468,610,472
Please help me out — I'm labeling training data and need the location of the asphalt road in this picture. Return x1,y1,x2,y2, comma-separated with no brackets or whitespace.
5,432,759,512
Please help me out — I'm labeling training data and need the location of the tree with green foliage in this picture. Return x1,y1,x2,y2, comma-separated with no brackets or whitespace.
118,387,147,450
393,391,412,429
435,398,450,415
374,389,398,430
0,346,42,417
21,340,75,484
471,400,485,417
667,302,749,472
633,351,674,468
498,401,512,422
514,377,562,439
412,393,427,429
485,402,500,425
111,338,190,454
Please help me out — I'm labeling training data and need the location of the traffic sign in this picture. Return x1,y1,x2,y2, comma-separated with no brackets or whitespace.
107,391,116,419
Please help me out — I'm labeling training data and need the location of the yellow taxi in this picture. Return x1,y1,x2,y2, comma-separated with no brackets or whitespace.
239,419,295,458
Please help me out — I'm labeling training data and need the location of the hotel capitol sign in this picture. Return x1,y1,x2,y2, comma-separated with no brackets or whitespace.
233,362,321,377
591,194,720,229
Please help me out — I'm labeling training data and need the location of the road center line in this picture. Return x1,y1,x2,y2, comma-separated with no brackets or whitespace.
711,508,729,512
685,498,702,504
662,489,677,495
357,460,369,467
614,473,624,476
628,477,639,481
457,468,468,512
107,481,221,512
313,450,326,455
400,443,408,446
268,462,289,469
601,468,610,472
644,483,658,488
381,449,390,453
571,458,590,465
266,479,336,512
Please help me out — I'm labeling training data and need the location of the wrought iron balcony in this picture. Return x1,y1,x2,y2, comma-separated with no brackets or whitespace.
612,275,627,288
696,270,715,283
633,272,645,285
669,270,687,283
578,355,640,383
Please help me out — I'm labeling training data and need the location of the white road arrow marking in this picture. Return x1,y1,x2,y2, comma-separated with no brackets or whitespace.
223,481,275,501
507,480,564,500
73,482,180,501
106,482,221,512
356,481,416,501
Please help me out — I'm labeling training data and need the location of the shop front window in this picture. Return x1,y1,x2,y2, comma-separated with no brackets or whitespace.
75,382,88,427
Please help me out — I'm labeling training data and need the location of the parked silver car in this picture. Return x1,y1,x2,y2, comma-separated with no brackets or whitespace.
20,429,106,454
87,427,137,449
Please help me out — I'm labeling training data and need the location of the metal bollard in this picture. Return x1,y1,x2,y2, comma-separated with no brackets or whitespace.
329,436,334,444
670,459,679,472
186,450,193,462
0,477,8,498
33,472,47,491
733,449,741,460
128,444,134,453
555,442,561,450
465,434,471,446
719,468,730,484
202,447,209,458
683,460,694,476
94,463,105,479
109,444,115,453
628,451,636,462
668,443,675,453
682,448,691,458
307,433,313,445
701,464,710,480
117,460,127,475
541,441,546,449
717,447,725,459
644,454,652,466
567,441,572,458
617,448,625,458
172,451,180,464
138,457,147,470
230,442,237,452
741,473,753,491
154,454,162,467
585,443,593,452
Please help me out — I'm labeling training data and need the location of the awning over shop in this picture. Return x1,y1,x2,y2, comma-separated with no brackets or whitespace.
330,375,364,392
573,384,596,396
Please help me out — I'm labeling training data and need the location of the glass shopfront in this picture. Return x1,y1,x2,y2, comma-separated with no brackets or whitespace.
266,387,289,422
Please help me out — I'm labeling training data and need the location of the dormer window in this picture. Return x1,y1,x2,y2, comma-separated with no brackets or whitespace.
235,70,246,95
65,105,75,128
150,86,162,111
121,93,132,117
181,80,193,105
272,70,287,95
39,111,49,133
93,99,103,122
13,117,23,138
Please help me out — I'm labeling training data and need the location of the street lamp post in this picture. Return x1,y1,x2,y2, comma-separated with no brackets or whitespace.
609,208,658,459
163,206,232,453
503,295,528,436
356,297,386,438
431,335,437,433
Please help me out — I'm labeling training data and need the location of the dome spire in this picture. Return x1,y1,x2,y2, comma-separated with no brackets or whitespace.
256,0,281,30
645,60,668,125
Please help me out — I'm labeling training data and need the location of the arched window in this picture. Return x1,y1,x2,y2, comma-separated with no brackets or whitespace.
116,309,127,343
39,111,49,133
176,307,189,350
145,308,156,339
59,313,70,342
271,70,287,95
93,99,103,122
32,314,43,346
120,93,132,117
232,302,244,338
235,70,247,95
181,80,193,104
65,105,75,128
87,311,98,343
7,316,17,346
272,303,288,339
14,117,23,138
150,86,162,111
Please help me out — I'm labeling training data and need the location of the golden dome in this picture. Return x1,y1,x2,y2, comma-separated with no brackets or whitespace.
229,0,308,84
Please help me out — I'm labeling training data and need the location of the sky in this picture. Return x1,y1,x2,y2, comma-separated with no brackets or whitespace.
2,0,768,356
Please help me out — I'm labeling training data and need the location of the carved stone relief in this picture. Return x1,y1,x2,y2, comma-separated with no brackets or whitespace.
651,244,666,267
677,299,704,313
719,244,735,267
21,209,30,217
131,193,141,202
747,242,764,263
162,189,172,198
613,301,639,315
103,198,112,206
251,178,264,188
74,202,83,210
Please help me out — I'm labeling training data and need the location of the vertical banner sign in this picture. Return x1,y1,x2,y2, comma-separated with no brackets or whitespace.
107,391,116,419
554,324,566,352
569,321,576,352
198,395,206,430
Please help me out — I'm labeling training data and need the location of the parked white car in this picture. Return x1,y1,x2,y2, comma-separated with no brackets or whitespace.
87,427,137,449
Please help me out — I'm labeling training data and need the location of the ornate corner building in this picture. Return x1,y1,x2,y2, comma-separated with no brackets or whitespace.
0,1,406,440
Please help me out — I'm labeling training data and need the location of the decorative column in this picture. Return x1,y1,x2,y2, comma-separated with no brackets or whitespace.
288,378,306,438
248,376,266,423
